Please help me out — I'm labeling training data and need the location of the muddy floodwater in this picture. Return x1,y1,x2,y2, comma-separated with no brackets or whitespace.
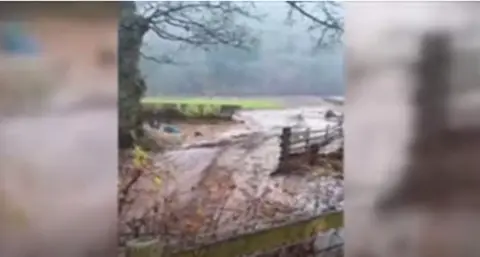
119,96,344,255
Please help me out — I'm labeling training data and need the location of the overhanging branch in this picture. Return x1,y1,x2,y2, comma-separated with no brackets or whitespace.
286,1,343,32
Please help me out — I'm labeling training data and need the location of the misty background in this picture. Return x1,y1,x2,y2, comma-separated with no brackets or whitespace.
138,2,344,97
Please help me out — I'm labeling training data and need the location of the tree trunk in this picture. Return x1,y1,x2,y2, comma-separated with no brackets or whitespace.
118,2,149,149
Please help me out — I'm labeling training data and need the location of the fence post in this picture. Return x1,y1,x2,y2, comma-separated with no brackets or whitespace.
126,238,163,257
308,143,320,165
304,128,311,152
324,125,330,142
278,127,292,172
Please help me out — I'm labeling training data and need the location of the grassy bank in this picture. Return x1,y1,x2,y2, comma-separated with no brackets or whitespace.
141,97,282,110
141,96,282,120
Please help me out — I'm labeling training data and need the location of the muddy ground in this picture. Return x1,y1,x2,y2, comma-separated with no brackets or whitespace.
118,103,344,256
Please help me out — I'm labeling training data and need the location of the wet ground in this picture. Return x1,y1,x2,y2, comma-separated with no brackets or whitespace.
119,97,344,255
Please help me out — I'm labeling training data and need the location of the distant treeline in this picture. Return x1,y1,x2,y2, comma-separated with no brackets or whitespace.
140,44,344,97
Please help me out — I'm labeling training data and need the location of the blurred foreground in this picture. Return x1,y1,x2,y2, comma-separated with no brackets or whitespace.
0,3,118,257
346,2,480,257
0,56,117,257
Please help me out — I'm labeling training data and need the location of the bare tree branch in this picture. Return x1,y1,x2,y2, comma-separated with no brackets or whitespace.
285,1,344,47
139,1,261,51
139,52,182,65
286,1,342,32
119,1,262,148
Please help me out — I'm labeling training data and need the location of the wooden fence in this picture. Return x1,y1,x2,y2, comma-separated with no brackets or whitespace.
277,122,343,173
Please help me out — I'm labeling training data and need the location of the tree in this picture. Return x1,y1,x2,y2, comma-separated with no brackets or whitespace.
286,1,344,48
119,1,261,149
119,1,344,149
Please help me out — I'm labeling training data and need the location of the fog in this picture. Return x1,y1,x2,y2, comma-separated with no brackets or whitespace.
139,2,344,97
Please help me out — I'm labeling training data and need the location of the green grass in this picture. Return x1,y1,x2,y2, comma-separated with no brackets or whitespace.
141,97,282,110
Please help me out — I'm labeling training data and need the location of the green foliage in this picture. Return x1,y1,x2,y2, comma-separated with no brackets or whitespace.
132,145,149,169
142,97,281,120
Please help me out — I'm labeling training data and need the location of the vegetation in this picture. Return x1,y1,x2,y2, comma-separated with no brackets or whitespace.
142,97,282,109
119,1,261,148
141,97,282,120
119,1,344,149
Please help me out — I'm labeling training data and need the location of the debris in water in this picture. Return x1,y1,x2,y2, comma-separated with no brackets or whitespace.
162,124,180,134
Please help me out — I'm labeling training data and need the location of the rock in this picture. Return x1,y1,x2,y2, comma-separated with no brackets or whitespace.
325,110,338,119
162,124,180,134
